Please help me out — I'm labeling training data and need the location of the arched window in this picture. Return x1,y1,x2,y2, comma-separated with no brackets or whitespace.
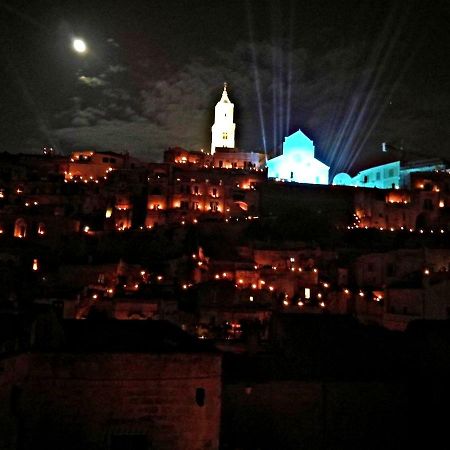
14,218,27,238
37,223,46,236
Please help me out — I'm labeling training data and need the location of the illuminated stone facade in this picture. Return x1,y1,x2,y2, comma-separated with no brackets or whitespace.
333,159,447,190
145,159,265,228
334,161,401,189
352,169,450,230
211,83,236,154
65,150,128,182
267,129,330,184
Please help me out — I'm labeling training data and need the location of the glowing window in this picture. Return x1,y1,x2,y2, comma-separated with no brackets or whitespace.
14,218,27,238
305,288,310,299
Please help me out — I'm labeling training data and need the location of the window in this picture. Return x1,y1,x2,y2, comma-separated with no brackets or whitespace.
376,172,381,181
388,169,394,177
222,132,228,140
210,202,219,212
193,202,200,210
212,188,217,197
195,387,206,407
363,176,368,183
102,157,109,163
37,222,46,236
110,158,116,164
193,185,199,195
14,218,27,238
219,161,223,168
290,171,294,179
180,201,189,209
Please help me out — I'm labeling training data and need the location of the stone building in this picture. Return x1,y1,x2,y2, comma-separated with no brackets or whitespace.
0,320,221,450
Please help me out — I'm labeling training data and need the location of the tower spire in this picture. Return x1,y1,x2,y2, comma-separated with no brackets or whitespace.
221,82,230,102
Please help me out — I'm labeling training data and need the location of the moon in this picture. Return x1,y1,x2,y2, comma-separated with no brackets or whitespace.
73,38,87,53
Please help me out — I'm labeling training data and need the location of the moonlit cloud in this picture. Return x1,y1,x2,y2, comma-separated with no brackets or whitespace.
53,41,449,171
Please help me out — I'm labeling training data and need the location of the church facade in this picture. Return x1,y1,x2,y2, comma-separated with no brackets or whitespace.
266,129,330,185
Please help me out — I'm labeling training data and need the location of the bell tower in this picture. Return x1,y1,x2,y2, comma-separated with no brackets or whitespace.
211,82,236,154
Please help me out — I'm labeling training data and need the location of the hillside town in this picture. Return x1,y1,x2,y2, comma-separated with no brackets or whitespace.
1,84,450,450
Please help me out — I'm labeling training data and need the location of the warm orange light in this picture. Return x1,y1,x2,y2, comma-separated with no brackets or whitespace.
32,259,39,271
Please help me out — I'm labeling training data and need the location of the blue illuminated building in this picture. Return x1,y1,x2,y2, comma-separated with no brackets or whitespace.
267,129,330,184
333,159,447,189
333,161,401,189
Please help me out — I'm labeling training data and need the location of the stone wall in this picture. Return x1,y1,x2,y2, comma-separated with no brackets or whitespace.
0,352,221,450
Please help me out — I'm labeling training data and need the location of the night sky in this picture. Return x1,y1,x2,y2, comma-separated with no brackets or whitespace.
0,0,449,173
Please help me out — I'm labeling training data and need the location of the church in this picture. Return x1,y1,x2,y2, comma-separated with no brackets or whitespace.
266,129,330,185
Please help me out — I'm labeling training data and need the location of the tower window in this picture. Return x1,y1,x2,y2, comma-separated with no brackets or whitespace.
222,132,228,140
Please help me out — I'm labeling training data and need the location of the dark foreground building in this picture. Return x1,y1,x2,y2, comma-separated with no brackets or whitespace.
0,319,221,450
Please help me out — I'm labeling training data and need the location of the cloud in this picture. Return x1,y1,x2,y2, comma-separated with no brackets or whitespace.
52,40,449,171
